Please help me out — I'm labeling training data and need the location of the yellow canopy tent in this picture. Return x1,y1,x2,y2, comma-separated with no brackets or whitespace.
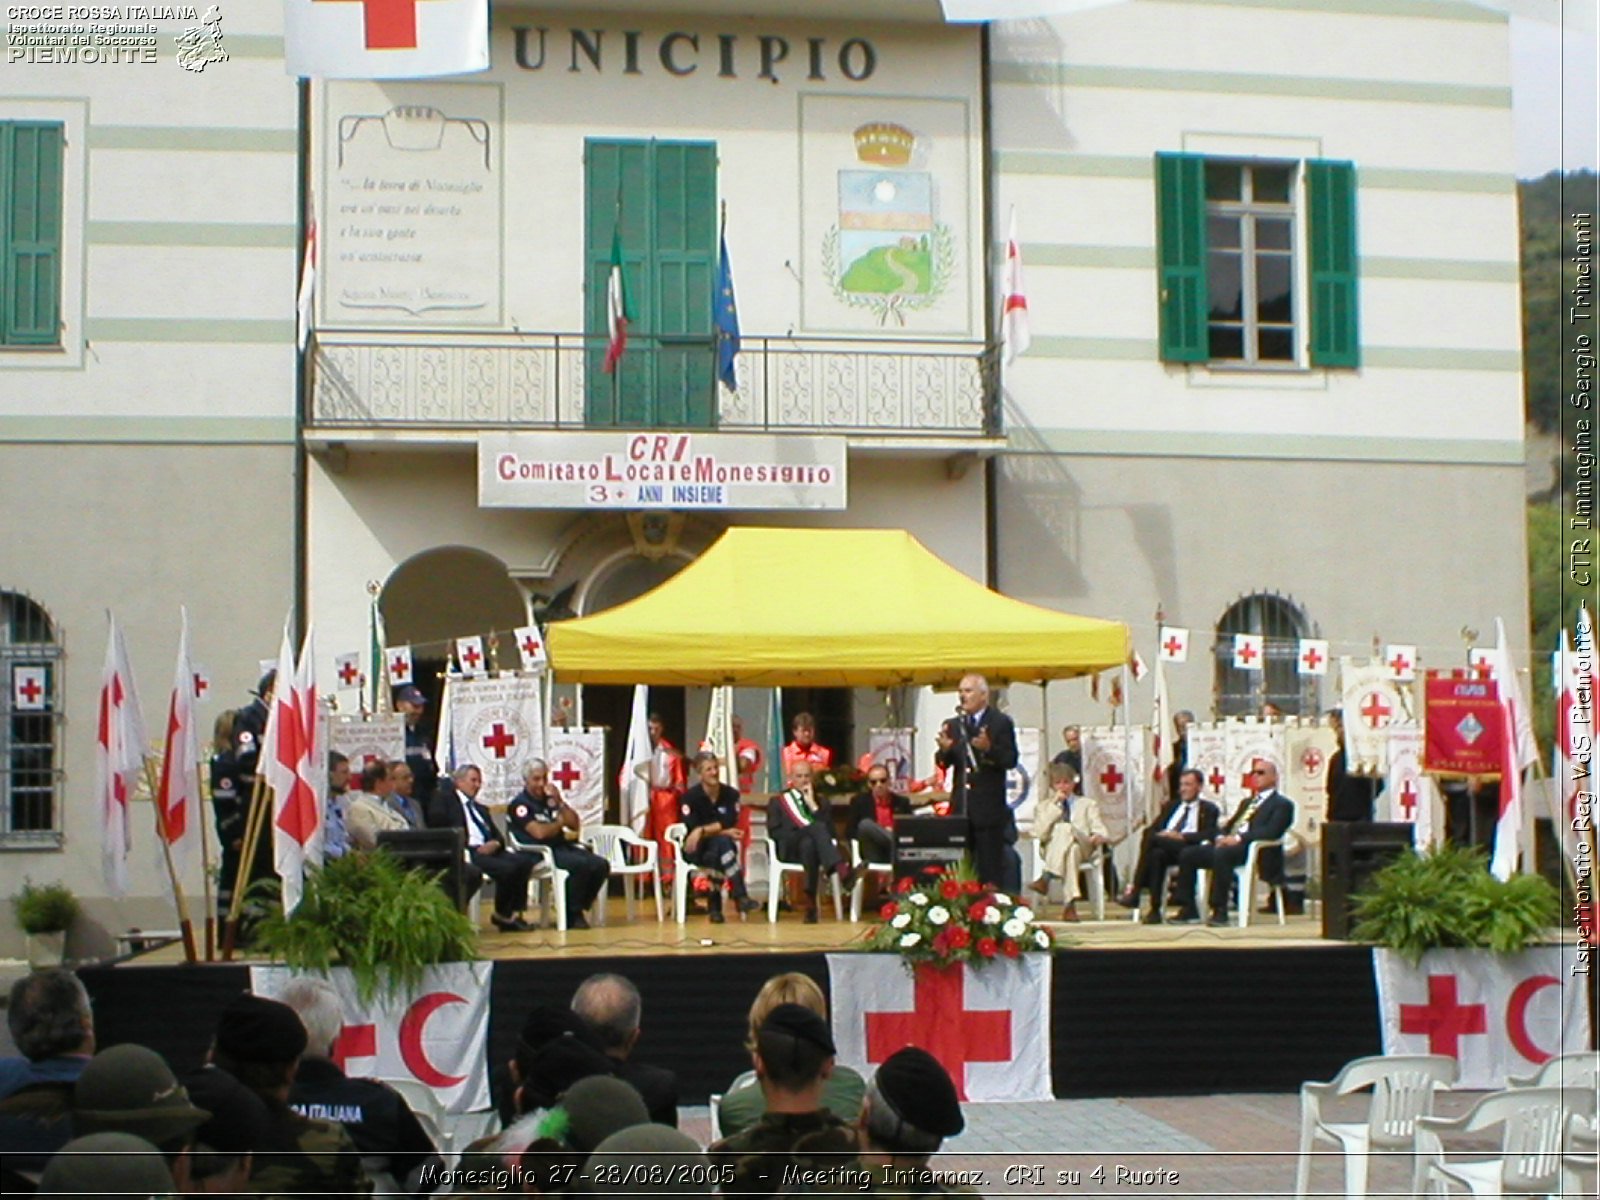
548,526,1130,687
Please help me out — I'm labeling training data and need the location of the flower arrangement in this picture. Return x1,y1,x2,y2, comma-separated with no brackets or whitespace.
864,866,1054,968
812,764,866,798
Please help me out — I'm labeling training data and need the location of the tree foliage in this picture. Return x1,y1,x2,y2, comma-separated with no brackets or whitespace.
1519,170,1597,434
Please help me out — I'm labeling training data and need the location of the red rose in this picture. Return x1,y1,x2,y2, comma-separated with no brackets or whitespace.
879,901,899,920
977,936,998,958
896,875,916,894
933,928,952,953
1002,940,1021,958
940,879,961,900
968,900,991,922
962,880,982,895
947,926,971,949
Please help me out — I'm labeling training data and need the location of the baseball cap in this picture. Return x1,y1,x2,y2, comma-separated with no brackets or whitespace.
395,685,426,706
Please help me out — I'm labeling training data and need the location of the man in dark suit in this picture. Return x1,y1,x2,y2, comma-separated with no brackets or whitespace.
1120,768,1219,922
571,973,678,1128
935,673,1020,890
1324,708,1383,823
1174,760,1296,926
845,767,923,863
433,764,536,932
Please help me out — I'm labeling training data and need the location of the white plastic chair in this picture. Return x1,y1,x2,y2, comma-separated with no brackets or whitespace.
1508,1050,1599,1091
587,823,664,924
848,839,895,922
1294,1053,1458,1200
1412,1085,1597,1198
707,1092,724,1143
664,822,731,924
1235,835,1288,928
762,835,844,923
504,828,570,932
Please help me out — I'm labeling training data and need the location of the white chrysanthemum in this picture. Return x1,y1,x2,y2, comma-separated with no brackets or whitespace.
1003,917,1027,939
1034,929,1051,949
982,906,1003,925
991,893,1012,906
899,932,922,948
891,912,912,929
907,892,930,907
1013,905,1034,924
927,906,950,926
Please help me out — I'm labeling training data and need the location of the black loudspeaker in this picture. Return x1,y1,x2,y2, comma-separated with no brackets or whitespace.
376,828,472,911
893,815,969,883
1322,821,1415,940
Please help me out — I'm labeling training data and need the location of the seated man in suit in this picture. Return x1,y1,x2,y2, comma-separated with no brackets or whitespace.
844,766,922,864
1174,760,1295,926
1119,768,1219,922
344,761,411,852
507,759,611,931
1028,763,1110,921
435,764,537,932
768,760,853,924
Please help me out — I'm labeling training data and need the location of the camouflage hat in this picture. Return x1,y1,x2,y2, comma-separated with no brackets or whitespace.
39,1131,176,1197
554,1075,648,1153
587,1125,708,1196
73,1045,210,1149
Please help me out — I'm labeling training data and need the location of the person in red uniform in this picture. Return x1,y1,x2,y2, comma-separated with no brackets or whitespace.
781,712,832,778
730,714,764,866
639,712,686,882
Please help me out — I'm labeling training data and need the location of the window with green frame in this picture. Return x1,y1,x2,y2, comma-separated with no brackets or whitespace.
584,138,718,428
1155,152,1357,369
1,121,64,348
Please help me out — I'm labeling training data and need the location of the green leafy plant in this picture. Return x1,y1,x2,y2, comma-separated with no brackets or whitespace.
864,863,1053,968
254,851,477,1002
1350,844,1561,964
12,879,79,935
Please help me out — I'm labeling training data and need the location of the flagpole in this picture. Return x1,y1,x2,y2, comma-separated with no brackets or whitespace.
198,758,216,960
221,772,269,961
143,759,198,964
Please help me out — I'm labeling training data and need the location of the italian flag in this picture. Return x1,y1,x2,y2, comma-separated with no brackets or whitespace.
604,228,628,374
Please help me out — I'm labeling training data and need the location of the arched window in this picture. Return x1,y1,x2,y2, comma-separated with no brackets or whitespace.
1,591,63,846
1213,591,1319,718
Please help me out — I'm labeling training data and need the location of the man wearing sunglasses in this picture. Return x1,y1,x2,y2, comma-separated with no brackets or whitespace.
1171,759,1295,926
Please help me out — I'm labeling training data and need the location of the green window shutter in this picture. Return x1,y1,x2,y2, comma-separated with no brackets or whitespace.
2,122,65,347
651,142,716,428
1154,151,1208,363
1307,159,1359,369
584,139,651,426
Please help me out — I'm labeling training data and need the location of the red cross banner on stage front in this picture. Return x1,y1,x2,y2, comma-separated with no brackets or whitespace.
513,624,548,671
252,962,492,1112
1383,724,1439,847
826,954,1052,1103
1158,625,1189,663
1232,633,1263,671
545,727,606,830
11,664,47,712
1297,638,1329,676
283,0,490,80
455,635,486,677
386,644,413,687
1373,946,1590,1089
446,673,546,807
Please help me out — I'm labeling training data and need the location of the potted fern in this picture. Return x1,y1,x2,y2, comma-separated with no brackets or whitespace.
12,879,80,968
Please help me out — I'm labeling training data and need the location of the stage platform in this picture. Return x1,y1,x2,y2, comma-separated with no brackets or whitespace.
80,901,1392,1104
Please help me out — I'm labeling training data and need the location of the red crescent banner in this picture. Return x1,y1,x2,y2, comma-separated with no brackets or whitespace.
1422,673,1505,775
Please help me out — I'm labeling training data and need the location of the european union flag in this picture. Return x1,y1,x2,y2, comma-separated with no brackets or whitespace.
714,233,741,392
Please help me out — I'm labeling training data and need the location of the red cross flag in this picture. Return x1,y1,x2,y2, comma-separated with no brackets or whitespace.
1001,206,1031,365
514,624,547,671
155,608,203,874
1297,638,1329,677
386,645,414,687
334,651,363,691
1232,633,1264,671
191,665,211,702
1158,625,1189,663
283,0,490,80
97,614,148,899
455,635,486,676
1384,643,1418,682
12,665,47,711
1374,947,1590,1088
827,954,1052,1102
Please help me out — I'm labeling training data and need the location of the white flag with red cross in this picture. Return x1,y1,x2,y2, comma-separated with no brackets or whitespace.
1297,638,1330,677
12,665,47,712
455,635,487,676
333,651,363,692
1232,633,1264,672
1384,643,1419,682
545,727,607,830
1000,206,1030,364
386,644,414,687
155,608,203,874
827,954,1052,1103
252,961,492,1112
1185,724,1230,806
514,624,547,671
1383,724,1440,848
1373,946,1591,1089
1157,625,1189,663
97,614,148,899
283,0,490,80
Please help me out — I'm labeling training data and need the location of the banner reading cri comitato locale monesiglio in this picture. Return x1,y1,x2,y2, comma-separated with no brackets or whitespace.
478,431,847,510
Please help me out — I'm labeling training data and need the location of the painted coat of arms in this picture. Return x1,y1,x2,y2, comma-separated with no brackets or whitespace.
823,122,955,326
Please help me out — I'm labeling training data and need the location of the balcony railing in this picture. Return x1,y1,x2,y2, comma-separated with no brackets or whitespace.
308,331,998,436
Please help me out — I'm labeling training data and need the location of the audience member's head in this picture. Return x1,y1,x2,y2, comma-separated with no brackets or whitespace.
359,760,390,796
7,969,93,1062
210,993,308,1101
571,974,642,1061
72,1044,209,1191
39,1131,176,1197
586,1125,708,1197
1060,725,1080,750
753,1004,835,1099
274,976,342,1061
327,751,350,794
859,1047,964,1163
182,1065,272,1194
744,972,828,1054
509,1005,613,1116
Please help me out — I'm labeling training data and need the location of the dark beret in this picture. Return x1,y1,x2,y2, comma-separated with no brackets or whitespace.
758,1003,835,1055
183,1065,273,1153
874,1047,964,1137
214,993,308,1064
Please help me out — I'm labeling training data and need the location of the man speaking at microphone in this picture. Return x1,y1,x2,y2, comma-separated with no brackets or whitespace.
935,673,1020,891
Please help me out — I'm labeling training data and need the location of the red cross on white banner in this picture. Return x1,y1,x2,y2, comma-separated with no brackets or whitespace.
13,666,46,711
335,653,362,688
481,722,517,759
1359,691,1393,729
1159,625,1188,663
387,647,413,686
552,759,582,789
1398,779,1419,819
864,965,1013,1101
1233,634,1263,670
514,624,546,670
456,637,485,673
1098,763,1124,794
1298,639,1329,676
1207,767,1227,794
